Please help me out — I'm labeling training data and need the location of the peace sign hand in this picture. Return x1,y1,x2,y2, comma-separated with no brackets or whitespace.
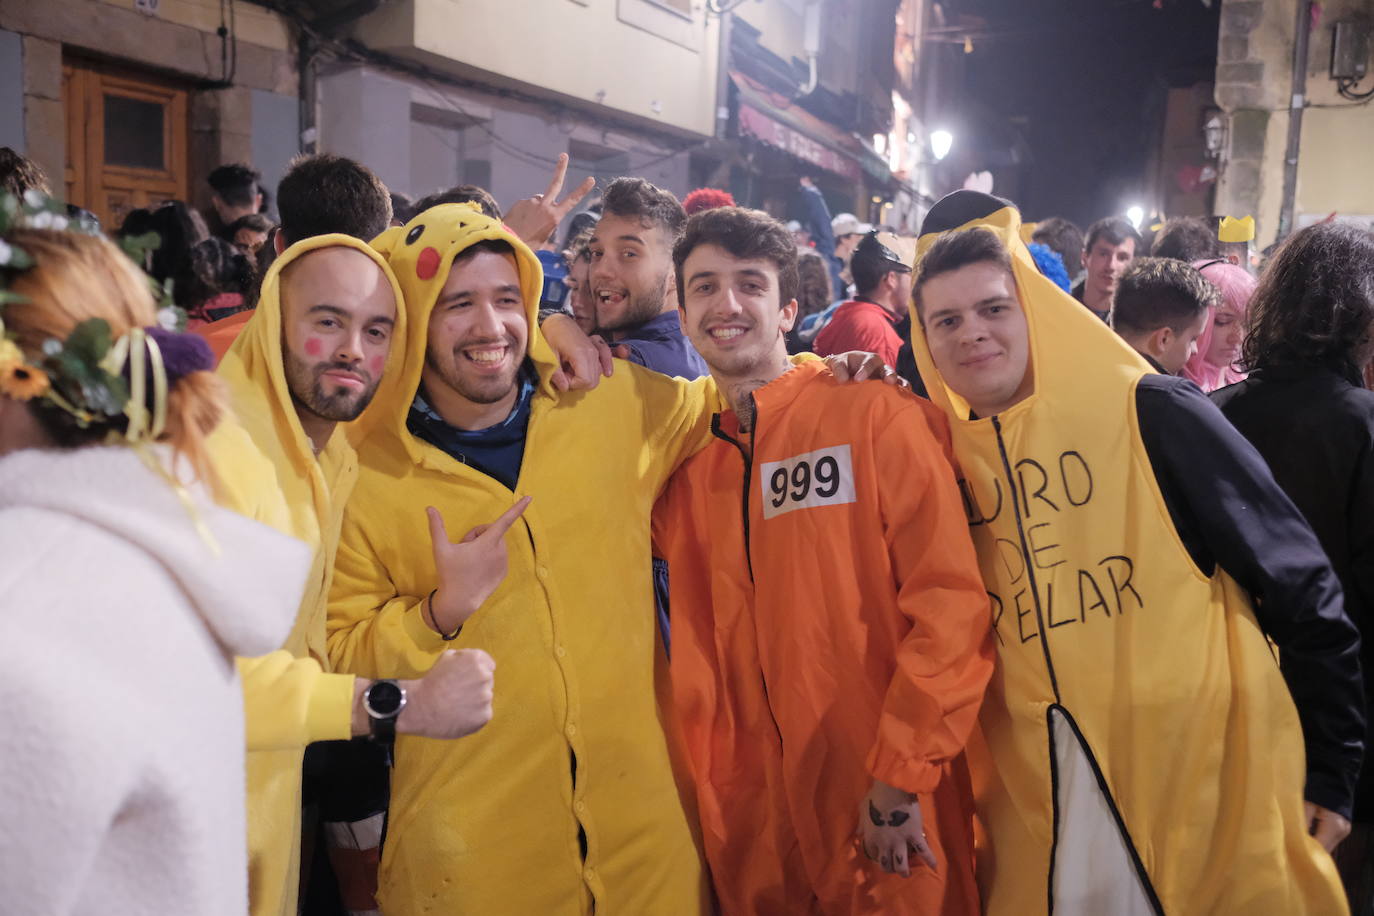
425,496,532,635
504,153,597,247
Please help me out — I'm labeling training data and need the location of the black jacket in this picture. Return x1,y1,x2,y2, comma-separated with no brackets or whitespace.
1213,365,1374,821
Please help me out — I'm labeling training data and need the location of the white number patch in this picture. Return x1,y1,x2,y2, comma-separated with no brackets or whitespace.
760,444,856,520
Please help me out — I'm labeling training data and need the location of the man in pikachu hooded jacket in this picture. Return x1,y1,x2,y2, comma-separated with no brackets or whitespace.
905,191,1363,914
209,233,408,916
326,203,717,914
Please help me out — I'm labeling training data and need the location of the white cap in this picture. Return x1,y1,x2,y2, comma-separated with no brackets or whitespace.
831,212,873,237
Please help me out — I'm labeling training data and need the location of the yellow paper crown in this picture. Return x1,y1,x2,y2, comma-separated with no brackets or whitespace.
1218,215,1255,243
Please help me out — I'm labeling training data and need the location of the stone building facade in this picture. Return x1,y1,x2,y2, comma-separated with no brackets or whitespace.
1214,0,1374,248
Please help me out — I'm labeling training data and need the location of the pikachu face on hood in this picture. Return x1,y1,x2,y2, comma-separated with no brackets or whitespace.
368,203,558,444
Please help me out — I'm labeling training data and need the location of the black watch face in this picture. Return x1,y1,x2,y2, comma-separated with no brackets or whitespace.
367,681,404,717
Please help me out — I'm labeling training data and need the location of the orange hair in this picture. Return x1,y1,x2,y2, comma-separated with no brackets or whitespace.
3,228,226,491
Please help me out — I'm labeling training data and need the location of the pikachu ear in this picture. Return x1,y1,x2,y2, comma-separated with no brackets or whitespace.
370,225,404,258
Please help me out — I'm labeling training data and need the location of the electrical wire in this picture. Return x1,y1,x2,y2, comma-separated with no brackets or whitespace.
1336,76,1374,102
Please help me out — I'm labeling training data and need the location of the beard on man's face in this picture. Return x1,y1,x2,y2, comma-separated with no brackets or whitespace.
424,333,522,406
598,270,669,333
284,350,379,422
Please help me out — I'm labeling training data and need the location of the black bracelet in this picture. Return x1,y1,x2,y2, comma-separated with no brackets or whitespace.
425,588,463,641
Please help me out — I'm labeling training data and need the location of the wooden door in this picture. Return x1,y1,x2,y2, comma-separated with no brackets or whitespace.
63,59,188,230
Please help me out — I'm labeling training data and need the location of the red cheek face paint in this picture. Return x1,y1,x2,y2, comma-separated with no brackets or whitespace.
304,337,324,358
417,247,441,280
367,355,385,376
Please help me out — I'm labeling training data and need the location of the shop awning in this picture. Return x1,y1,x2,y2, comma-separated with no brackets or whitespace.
732,71,866,182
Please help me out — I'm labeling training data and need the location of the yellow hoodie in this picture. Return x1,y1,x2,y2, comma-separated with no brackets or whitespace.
907,193,1346,915
210,233,408,916
327,204,714,915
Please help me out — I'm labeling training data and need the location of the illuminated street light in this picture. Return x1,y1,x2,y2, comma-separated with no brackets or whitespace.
1126,205,1145,230
930,129,953,161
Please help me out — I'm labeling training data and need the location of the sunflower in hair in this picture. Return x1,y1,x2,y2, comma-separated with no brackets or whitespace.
0,360,50,400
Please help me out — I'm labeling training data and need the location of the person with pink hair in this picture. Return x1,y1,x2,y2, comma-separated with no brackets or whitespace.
1182,258,1256,391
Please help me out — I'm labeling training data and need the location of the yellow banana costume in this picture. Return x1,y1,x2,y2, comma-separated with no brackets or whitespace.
327,204,714,915
210,234,407,916
907,193,1347,915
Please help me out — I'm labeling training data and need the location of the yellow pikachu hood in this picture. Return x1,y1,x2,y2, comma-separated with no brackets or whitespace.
907,191,1345,915
367,203,556,450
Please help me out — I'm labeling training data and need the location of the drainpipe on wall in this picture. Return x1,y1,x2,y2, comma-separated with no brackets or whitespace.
298,32,318,156
798,0,821,97
714,9,733,140
1276,0,1313,241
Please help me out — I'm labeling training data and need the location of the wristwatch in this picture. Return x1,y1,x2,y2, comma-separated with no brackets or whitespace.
363,680,407,759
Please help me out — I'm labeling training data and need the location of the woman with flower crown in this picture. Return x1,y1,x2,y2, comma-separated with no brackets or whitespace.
0,214,312,914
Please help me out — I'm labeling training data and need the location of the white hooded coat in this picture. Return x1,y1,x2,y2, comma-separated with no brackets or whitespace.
0,444,309,916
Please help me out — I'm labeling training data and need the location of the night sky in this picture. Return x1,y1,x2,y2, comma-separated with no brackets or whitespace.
935,0,1221,227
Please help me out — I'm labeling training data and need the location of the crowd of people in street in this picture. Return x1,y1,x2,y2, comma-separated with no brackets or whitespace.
0,138,1371,916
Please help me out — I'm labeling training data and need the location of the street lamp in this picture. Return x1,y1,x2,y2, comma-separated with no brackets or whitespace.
930,129,953,161
1126,205,1145,231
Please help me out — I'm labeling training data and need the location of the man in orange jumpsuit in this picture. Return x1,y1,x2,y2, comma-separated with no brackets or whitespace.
653,205,993,915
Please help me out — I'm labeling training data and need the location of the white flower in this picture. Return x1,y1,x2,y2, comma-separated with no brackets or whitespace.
156,307,179,331
22,189,46,209
28,211,54,229
0,239,11,266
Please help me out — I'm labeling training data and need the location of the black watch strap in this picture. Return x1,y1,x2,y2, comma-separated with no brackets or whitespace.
363,680,406,752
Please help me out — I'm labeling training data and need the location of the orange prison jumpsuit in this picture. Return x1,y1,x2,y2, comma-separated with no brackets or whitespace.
653,360,993,915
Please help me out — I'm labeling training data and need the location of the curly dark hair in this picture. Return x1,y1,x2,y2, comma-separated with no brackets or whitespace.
1243,221,1374,374
1151,217,1218,262
175,236,254,311
795,250,833,322
602,177,686,240
564,226,594,263
672,206,797,310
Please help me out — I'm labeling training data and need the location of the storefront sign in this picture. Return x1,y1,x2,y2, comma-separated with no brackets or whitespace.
739,103,861,181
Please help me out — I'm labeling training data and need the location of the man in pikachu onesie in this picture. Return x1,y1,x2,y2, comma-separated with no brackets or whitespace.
906,191,1364,915
326,203,718,915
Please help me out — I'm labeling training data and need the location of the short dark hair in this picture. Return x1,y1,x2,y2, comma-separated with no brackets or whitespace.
602,177,686,241
1111,257,1219,334
207,163,261,208
672,206,798,310
852,252,896,299
277,154,392,244
913,228,1014,317
1085,217,1141,253
0,147,50,197
1244,221,1374,374
413,185,501,220
390,191,415,225
1030,216,1083,276
1151,217,1218,262
453,238,516,267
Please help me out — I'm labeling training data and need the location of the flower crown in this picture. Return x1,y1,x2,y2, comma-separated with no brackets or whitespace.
0,191,186,440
